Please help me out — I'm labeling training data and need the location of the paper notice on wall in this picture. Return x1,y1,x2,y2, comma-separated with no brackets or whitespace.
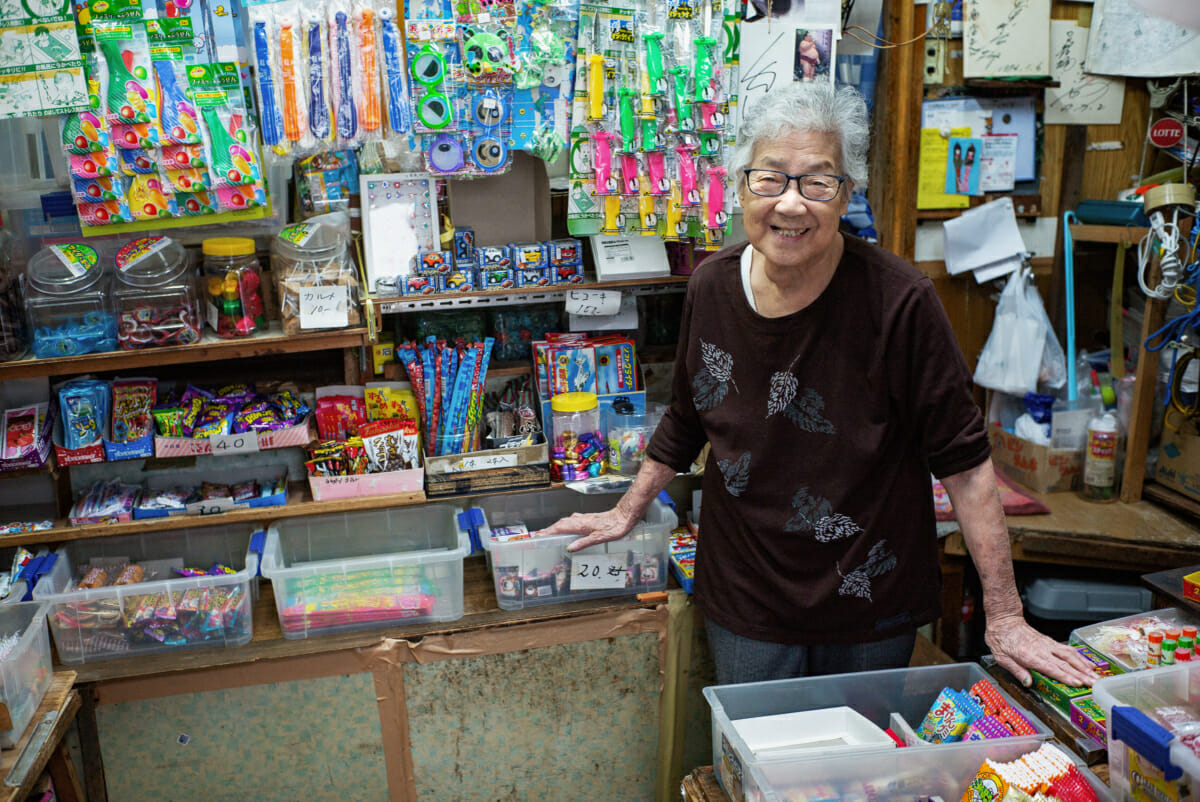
980,133,1017,192
917,127,971,210
0,0,87,118
1086,0,1200,77
1045,21,1125,125
963,0,1051,78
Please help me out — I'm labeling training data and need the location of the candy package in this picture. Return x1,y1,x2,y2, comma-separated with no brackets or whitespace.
270,390,311,425
359,418,420,473
68,478,140,525
315,395,367,441
111,378,157,443
918,687,984,744
59,379,110,449
962,743,1098,802
2,405,42,459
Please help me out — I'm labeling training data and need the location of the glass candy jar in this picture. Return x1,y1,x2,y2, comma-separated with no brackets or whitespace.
25,243,117,358
201,237,264,339
113,237,201,350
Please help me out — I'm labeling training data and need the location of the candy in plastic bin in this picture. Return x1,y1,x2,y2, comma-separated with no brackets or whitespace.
79,567,108,589
968,679,1008,716
964,715,1012,741
208,563,236,575
918,688,983,743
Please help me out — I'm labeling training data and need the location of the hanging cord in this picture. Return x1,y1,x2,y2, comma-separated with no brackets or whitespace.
1139,206,1185,299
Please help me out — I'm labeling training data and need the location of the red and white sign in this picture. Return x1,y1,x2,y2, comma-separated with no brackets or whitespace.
1150,119,1185,149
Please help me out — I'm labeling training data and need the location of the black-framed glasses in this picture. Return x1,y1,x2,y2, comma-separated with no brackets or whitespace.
743,169,847,201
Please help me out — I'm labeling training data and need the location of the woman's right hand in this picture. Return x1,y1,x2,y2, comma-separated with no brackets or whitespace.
535,508,639,553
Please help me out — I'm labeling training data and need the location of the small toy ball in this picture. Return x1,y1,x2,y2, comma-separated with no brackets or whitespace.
185,198,201,212
142,202,159,217
74,134,89,150
226,169,242,183
86,184,101,198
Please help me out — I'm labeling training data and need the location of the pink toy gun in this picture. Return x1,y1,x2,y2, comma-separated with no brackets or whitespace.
593,131,614,194
705,165,726,228
620,152,640,195
676,144,698,206
647,150,668,195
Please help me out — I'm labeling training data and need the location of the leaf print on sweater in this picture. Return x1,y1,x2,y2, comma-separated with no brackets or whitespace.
693,340,738,411
784,487,833,533
814,513,863,542
783,388,835,434
835,541,898,602
766,371,799,418
717,451,751,497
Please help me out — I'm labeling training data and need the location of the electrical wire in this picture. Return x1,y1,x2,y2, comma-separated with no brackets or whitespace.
841,23,938,49
1139,207,1186,299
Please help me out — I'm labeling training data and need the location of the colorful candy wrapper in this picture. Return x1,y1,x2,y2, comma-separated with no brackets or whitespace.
230,481,258,502
59,379,110,449
192,401,235,438
964,714,1012,741
269,389,310,424
234,401,284,433
216,383,255,401
360,418,420,473
152,403,185,437
968,679,1008,716
364,385,420,424
180,396,205,436
110,378,157,442
918,687,983,744
315,395,366,441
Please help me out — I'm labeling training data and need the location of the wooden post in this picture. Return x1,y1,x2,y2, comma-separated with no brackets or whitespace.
1121,252,1166,503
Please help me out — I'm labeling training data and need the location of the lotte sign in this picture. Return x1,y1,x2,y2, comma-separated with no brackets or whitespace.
1150,119,1184,148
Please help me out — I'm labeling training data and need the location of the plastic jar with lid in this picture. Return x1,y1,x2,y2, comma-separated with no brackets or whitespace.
606,401,665,476
0,230,25,361
201,237,264,339
550,392,606,480
25,243,117,358
112,236,201,350
270,219,360,335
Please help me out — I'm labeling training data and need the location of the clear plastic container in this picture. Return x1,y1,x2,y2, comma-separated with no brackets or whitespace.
270,219,360,336
606,401,666,476
1070,606,1200,671
550,391,604,480
703,663,1053,802
472,488,673,610
0,229,25,362
201,237,264,339
112,236,201,350
24,243,117,358
0,602,51,749
261,506,470,639
1092,662,1200,800
32,524,258,664
746,738,1113,802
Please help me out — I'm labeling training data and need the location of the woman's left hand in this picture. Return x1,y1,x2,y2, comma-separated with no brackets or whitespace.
985,614,1098,688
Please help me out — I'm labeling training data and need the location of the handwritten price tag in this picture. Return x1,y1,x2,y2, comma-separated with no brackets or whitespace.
570,553,628,590
209,432,260,456
565,289,621,317
446,453,519,473
300,285,349,329
185,497,235,516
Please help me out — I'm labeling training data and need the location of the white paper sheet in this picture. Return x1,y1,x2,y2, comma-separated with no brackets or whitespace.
922,96,990,134
1086,0,1200,77
980,133,1017,191
942,197,1028,276
991,96,1036,182
737,4,838,131
1045,21,1125,125
963,0,1051,78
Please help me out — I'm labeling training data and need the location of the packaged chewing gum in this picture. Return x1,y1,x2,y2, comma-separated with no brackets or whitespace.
490,523,531,543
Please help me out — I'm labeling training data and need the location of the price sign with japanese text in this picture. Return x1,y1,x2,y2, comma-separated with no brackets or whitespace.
565,289,621,317
300,285,350,329
445,453,519,473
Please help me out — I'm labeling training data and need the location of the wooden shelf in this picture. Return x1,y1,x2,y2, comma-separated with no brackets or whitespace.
1069,223,1151,245
373,276,690,313
0,324,369,381
4,480,567,549
916,194,1044,221
69,560,657,683
963,78,1060,90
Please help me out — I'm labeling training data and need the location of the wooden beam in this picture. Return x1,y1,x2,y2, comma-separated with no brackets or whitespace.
869,0,919,259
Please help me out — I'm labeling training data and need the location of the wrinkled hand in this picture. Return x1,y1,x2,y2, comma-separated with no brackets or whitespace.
986,614,1098,688
536,508,637,552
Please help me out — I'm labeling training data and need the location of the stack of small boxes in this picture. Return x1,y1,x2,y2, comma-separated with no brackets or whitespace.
402,232,585,296
1029,642,1115,749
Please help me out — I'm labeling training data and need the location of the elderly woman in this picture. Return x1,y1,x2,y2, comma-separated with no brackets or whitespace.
539,82,1096,688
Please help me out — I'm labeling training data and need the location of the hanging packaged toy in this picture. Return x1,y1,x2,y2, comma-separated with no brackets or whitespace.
92,18,160,137
186,62,263,189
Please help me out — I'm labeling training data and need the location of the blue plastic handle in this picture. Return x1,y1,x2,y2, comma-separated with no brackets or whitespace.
248,529,267,577
1111,704,1183,781
457,508,485,554
1064,210,1079,402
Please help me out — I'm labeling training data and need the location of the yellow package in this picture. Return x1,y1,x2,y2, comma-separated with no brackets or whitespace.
364,385,421,428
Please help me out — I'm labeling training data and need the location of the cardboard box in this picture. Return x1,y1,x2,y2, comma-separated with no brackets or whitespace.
153,415,312,458
1030,669,1092,714
989,425,1082,493
308,468,424,501
1155,424,1200,503
1183,570,1200,604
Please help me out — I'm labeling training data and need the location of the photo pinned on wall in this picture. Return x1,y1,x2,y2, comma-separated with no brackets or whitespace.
794,27,834,82
945,136,983,196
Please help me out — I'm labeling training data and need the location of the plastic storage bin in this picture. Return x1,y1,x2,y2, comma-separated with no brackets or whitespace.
0,602,51,749
262,506,470,639
112,236,201,349
1093,662,1200,799
33,525,258,664
270,218,360,336
24,243,117,358
472,488,673,610
745,738,1113,802
1071,606,1200,671
704,663,1053,802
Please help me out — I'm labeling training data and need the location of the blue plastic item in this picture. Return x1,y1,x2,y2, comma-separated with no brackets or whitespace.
1111,705,1184,781
1064,211,1080,401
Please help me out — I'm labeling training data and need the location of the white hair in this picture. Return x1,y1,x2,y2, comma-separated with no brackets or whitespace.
730,82,870,191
